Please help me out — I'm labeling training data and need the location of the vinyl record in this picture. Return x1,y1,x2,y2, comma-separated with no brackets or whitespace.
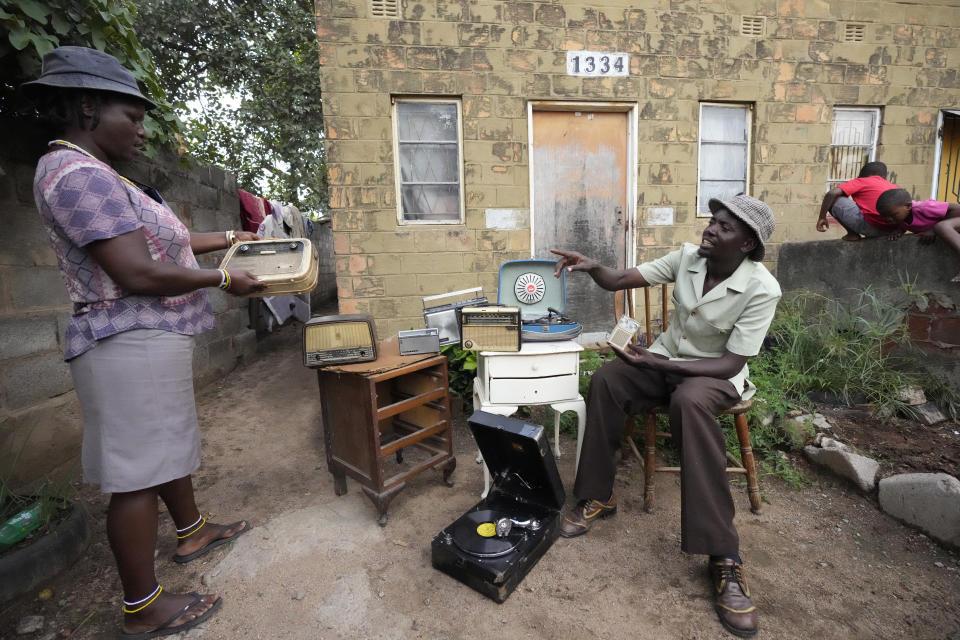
452,510,522,558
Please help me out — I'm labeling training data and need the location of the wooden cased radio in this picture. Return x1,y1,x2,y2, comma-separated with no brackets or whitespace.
460,306,521,352
219,238,319,297
303,314,377,367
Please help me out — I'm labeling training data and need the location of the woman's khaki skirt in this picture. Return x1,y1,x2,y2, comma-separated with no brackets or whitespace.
70,329,202,493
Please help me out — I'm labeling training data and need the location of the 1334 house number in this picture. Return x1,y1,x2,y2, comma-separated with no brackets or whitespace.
566,51,629,77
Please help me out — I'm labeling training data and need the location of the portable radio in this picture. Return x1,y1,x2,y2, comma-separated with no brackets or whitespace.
608,315,641,352
422,287,488,346
398,328,441,355
219,238,319,297
460,306,521,352
302,314,377,367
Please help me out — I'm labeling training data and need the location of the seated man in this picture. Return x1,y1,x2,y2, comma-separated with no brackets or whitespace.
551,194,781,639
816,161,901,241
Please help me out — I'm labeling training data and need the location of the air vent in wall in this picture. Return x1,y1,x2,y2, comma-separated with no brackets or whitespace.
844,23,865,42
741,16,764,37
370,0,400,18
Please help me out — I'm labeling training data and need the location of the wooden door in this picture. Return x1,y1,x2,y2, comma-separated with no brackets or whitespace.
532,110,629,338
937,112,960,203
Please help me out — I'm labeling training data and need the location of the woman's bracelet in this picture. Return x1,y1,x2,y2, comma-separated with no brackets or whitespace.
225,230,237,247
217,268,231,291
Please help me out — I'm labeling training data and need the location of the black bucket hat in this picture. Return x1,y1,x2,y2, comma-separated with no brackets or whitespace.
20,46,157,109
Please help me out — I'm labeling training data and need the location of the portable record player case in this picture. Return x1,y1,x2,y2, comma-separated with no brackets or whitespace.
431,411,565,602
497,260,582,341
218,238,319,297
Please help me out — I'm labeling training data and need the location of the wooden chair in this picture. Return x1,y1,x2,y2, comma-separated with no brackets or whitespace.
614,285,762,514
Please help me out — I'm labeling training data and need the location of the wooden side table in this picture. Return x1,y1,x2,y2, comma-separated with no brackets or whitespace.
317,349,456,525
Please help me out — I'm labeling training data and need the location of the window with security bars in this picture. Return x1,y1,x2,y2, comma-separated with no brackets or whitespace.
370,0,399,18
828,108,880,190
697,103,751,216
393,99,464,224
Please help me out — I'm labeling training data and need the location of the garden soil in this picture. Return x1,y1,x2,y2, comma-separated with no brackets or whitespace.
1,321,959,640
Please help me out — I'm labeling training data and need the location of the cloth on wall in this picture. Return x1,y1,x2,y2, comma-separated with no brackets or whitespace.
238,188,270,233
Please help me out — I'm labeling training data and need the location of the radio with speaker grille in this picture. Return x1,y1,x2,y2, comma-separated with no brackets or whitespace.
219,238,319,297
302,314,377,367
460,306,521,352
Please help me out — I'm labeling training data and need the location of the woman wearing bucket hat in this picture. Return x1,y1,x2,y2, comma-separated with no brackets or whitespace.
24,46,264,638
551,194,781,638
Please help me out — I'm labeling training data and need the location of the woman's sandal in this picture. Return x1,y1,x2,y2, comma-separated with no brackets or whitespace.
118,592,222,640
172,520,251,564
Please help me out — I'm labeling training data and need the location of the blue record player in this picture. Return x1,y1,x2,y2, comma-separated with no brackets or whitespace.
498,260,582,342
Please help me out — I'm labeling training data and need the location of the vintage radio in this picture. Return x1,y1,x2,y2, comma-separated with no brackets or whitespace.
302,314,377,367
422,287,488,346
398,328,441,355
460,306,521,352
608,315,641,352
219,238,319,297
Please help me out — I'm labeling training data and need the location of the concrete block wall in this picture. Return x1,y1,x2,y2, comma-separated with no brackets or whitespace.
0,123,259,485
778,236,960,390
316,0,960,336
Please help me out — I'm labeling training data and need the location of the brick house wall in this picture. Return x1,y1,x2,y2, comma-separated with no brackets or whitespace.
316,0,960,337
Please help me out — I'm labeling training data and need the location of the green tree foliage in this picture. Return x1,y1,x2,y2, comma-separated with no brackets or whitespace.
0,0,181,151
133,0,327,214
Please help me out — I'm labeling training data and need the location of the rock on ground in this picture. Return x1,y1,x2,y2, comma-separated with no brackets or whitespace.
879,473,960,549
804,438,879,492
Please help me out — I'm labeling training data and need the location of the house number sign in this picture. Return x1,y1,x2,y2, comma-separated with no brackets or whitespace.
566,51,629,77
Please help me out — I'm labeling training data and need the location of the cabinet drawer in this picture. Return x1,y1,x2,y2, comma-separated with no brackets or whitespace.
488,374,579,404
484,351,578,379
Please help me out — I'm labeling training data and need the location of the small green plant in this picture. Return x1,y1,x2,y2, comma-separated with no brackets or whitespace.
442,345,478,412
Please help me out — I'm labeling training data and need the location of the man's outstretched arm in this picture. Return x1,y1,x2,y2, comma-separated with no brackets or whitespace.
551,248,649,291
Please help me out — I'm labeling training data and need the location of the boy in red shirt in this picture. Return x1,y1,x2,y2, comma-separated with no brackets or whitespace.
877,188,960,282
816,162,902,241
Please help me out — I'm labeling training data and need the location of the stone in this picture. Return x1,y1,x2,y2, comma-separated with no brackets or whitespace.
910,401,948,425
878,473,960,549
804,440,879,492
895,386,927,405
16,615,44,635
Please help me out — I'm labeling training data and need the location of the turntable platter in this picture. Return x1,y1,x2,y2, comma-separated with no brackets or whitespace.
452,510,523,558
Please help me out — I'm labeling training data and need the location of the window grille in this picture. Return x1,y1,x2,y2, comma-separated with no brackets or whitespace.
828,108,880,190
741,16,764,37
393,99,464,224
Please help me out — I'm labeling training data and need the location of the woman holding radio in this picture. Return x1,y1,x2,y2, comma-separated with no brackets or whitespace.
25,46,264,638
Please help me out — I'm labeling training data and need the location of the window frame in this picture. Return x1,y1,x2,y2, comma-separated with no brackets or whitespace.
391,97,465,225
696,102,753,218
827,106,881,191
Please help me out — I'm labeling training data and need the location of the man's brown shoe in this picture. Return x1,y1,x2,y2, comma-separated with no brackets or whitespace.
710,558,758,637
558,494,616,537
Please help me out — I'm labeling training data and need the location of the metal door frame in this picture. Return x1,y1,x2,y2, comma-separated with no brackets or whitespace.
527,101,638,272
931,109,960,200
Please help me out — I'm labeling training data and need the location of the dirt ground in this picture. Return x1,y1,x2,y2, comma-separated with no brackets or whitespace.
2,321,960,640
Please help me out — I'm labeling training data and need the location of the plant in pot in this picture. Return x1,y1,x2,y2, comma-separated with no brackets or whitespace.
442,345,478,417
0,446,89,606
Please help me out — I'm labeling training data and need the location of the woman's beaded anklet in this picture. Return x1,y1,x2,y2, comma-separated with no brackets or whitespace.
123,584,163,614
176,515,207,539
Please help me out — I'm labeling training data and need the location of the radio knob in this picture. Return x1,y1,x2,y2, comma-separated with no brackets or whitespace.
289,242,299,250
239,244,249,253
463,340,474,349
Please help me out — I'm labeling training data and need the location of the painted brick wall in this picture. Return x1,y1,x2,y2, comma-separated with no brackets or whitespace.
316,0,960,336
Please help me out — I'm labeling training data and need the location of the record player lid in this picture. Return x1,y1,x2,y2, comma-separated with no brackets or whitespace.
467,410,565,510
497,260,567,322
